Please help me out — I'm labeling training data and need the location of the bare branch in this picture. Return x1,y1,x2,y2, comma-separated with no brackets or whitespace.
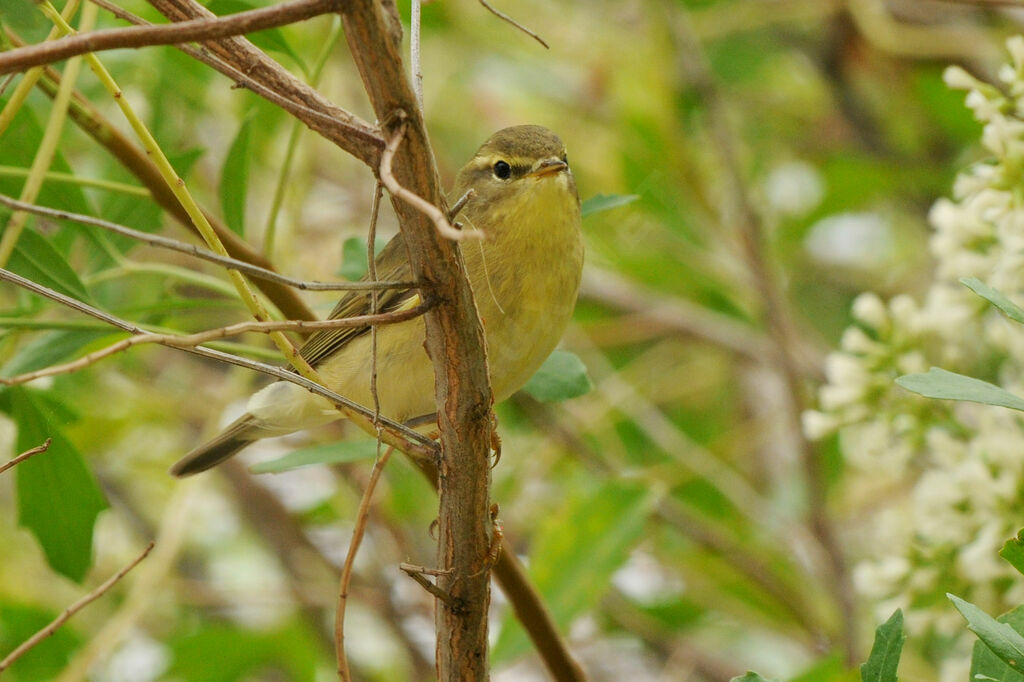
0,0,345,75
379,120,482,242
335,445,393,680
0,302,434,386
0,439,52,475
400,563,456,606
0,193,415,293
339,1,495,676
447,188,475,222
145,0,384,167
478,0,549,49
0,543,155,673
0,267,438,456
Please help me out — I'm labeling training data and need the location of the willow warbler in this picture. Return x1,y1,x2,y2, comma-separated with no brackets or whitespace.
170,125,583,476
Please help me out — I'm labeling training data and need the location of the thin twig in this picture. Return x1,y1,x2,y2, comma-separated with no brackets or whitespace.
400,564,456,606
0,193,414,292
410,0,423,109
0,439,52,475
367,182,384,423
335,445,394,680
447,188,475,222
0,0,345,74
398,562,453,577
0,267,437,456
74,0,382,167
0,542,155,673
478,0,549,48
0,304,433,386
379,120,482,242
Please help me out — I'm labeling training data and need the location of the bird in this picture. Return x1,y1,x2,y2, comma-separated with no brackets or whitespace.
170,125,583,476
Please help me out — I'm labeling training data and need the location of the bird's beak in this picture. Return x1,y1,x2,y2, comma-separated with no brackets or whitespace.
528,158,568,178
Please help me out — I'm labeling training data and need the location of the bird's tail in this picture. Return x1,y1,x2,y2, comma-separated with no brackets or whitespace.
170,414,260,477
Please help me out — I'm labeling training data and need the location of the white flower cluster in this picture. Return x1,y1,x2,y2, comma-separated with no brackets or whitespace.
806,37,1024,667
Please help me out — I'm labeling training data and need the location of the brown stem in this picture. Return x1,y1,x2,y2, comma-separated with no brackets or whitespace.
4,36,318,323
338,2,495,679
0,543,154,672
0,439,51,475
0,0,342,74
413,459,586,681
133,0,385,167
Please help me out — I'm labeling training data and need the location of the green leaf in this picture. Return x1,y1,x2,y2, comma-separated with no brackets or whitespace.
6,226,92,304
492,480,653,662
249,440,381,474
220,114,254,236
731,674,779,682
950,594,1024,670
168,619,319,682
962,277,1024,324
10,387,108,582
860,609,905,682
1001,530,1024,577
896,367,1024,411
521,350,593,402
206,0,308,74
0,601,81,681
581,193,640,218
0,329,116,378
793,655,859,682
337,236,385,281
970,605,1024,682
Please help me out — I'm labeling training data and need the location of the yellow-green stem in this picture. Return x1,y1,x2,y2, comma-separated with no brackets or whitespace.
0,0,82,137
0,1,95,267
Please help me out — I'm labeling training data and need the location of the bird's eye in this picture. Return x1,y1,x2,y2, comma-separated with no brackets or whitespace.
492,160,511,180
561,153,569,165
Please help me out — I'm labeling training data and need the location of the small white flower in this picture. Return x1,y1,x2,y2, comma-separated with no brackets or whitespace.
802,410,839,439
943,65,982,91
852,292,889,332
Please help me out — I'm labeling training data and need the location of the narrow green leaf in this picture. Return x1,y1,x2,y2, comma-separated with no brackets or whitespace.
860,609,905,682
1001,530,1024,578
0,329,113,378
493,480,653,662
971,605,1024,681
11,387,107,582
521,350,593,402
896,367,1024,411
249,440,381,474
6,226,92,304
581,193,640,218
220,114,254,236
962,277,1024,324
950,594,1024,669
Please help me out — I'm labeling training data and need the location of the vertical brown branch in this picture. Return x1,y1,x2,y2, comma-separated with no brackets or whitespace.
338,1,495,679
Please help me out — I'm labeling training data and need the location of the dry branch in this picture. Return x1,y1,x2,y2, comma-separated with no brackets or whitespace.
335,446,393,680
0,267,437,457
0,439,52,475
338,1,495,678
0,543,154,673
0,0,341,74
0,193,414,293
0,302,434,387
